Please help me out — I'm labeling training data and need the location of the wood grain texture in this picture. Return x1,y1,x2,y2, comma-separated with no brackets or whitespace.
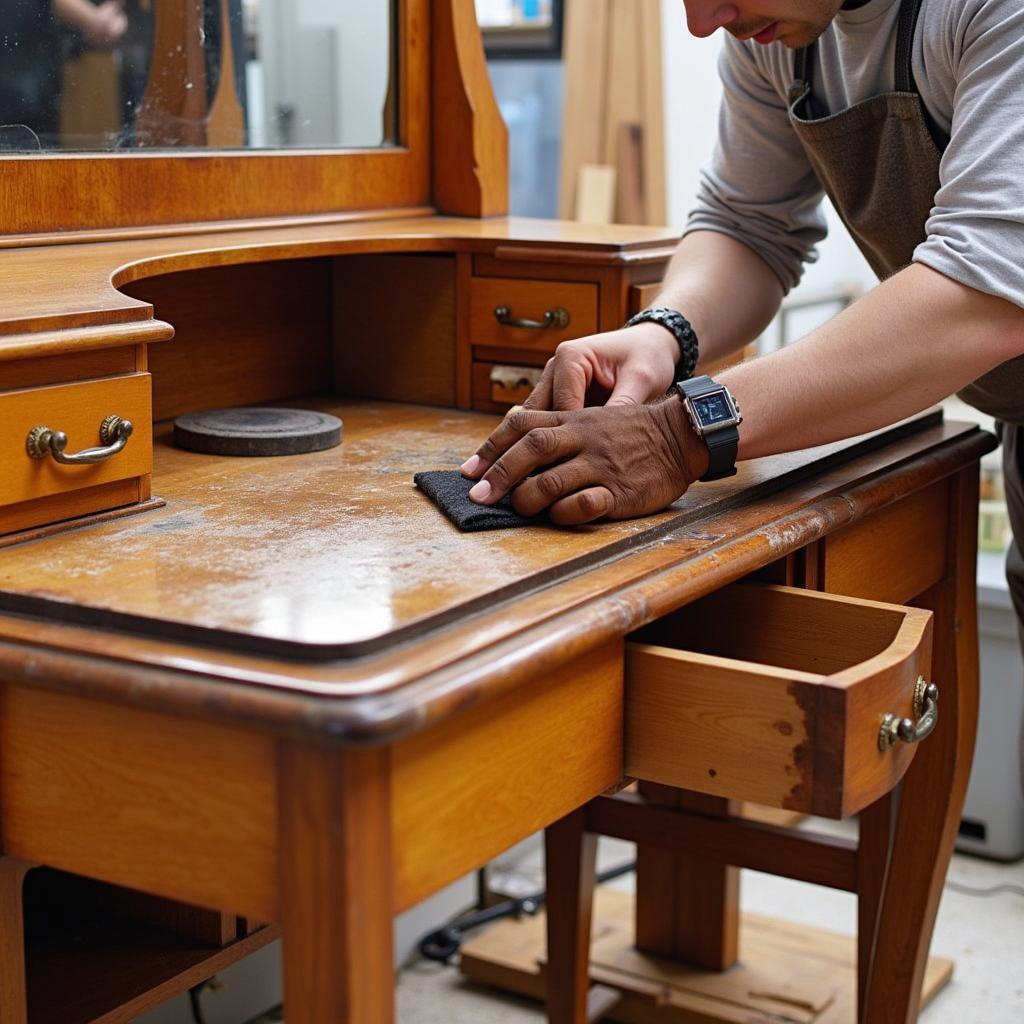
0,374,152,506
333,255,456,407
0,858,31,1024
0,479,142,537
432,0,509,216
121,262,333,422
0,686,277,921
0,347,137,391
823,479,948,604
469,277,599,354
391,641,622,911
277,743,394,1023
625,584,932,816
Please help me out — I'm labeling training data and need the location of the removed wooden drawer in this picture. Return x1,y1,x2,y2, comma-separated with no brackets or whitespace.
625,583,933,819
469,277,597,353
1,374,152,508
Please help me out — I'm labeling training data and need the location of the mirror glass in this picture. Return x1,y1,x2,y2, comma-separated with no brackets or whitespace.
0,0,397,152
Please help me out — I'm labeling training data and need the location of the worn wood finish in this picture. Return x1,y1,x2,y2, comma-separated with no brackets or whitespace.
432,0,509,217
121,262,333,422
0,858,31,1024
333,255,457,407
277,743,394,1024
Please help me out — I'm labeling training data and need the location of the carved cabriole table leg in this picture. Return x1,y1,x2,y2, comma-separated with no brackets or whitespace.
859,465,981,1024
277,743,394,1024
0,857,31,1024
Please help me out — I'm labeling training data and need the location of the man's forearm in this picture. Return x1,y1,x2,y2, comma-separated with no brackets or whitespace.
651,230,785,368
721,263,1024,461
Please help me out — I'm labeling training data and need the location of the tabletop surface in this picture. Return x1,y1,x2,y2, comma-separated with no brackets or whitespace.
0,399,951,661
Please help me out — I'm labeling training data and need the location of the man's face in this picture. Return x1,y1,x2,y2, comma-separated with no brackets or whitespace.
681,1,845,48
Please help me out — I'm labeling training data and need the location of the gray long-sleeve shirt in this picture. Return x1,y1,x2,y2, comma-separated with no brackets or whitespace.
687,0,1024,312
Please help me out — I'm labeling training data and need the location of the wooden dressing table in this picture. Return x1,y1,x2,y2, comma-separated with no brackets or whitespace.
0,2,991,1022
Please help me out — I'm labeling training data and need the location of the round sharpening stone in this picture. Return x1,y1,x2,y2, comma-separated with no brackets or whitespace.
173,407,343,457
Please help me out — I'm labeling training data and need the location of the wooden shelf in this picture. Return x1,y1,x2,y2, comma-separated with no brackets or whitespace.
24,869,277,1024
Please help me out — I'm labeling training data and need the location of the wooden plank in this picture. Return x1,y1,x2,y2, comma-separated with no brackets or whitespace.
461,886,954,1024
559,0,612,219
334,254,457,407
0,686,278,921
124,262,333,422
0,859,31,1024
391,640,622,911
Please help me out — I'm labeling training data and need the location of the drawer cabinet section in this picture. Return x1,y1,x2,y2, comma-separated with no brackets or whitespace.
625,583,933,819
0,374,152,509
469,276,598,356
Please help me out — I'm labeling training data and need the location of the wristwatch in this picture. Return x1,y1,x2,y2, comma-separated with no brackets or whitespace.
674,374,742,481
624,307,699,380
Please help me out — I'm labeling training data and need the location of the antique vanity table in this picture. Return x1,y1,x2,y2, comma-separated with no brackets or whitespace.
0,2,992,1022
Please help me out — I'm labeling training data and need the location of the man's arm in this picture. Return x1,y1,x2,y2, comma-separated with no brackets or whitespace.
462,267,1024,524
724,263,1024,459
521,230,784,411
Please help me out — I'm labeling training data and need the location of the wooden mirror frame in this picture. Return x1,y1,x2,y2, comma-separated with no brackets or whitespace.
0,0,507,238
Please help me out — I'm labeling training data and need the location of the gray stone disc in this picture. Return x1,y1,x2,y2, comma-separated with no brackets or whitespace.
173,407,343,457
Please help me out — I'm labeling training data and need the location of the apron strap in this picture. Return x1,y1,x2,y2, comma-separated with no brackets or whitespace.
895,0,926,93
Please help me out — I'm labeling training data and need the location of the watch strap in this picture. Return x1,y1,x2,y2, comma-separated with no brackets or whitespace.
624,307,699,380
676,375,740,482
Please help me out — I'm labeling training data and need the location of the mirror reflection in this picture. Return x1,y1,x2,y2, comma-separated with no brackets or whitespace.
0,0,397,152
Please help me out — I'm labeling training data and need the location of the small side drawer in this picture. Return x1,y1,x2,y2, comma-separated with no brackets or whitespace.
0,374,152,507
471,362,543,412
469,276,598,354
625,584,933,819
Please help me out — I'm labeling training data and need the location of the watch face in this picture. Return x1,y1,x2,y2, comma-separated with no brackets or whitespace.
692,391,734,428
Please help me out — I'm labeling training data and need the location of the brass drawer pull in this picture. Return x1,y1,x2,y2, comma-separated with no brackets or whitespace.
26,414,134,466
879,678,939,751
494,305,570,330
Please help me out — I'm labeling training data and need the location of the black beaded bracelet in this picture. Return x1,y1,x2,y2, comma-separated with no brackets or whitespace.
624,307,699,381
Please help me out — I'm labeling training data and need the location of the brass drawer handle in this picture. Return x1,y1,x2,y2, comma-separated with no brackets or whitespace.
879,678,939,751
26,414,134,466
494,305,570,330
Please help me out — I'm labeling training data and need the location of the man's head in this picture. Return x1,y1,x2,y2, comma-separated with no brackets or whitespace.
681,1,846,48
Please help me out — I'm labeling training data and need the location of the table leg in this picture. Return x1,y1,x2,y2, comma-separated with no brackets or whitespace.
860,467,981,1024
0,858,31,1024
635,785,740,970
545,809,598,1024
277,743,394,1024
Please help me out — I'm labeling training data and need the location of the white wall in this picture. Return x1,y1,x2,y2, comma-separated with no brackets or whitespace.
657,0,876,321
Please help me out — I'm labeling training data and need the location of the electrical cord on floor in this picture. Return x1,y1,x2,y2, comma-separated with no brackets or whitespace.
188,980,210,1024
944,879,1024,899
416,860,636,965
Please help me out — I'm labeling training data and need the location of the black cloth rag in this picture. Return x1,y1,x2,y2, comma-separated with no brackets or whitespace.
414,470,542,531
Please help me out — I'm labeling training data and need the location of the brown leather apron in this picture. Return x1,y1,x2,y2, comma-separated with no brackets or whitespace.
787,0,1024,777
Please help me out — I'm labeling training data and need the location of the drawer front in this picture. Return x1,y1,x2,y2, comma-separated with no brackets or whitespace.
0,374,152,507
469,277,598,354
625,584,933,819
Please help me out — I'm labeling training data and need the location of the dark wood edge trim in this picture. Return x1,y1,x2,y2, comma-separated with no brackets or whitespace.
0,498,166,550
0,428,995,745
0,320,175,355
0,207,437,251
586,793,859,892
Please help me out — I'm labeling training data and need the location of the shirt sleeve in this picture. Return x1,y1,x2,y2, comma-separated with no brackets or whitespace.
686,37,827,294
914,0,1024,311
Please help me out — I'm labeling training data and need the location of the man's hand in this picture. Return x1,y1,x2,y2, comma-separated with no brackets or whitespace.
459,398,709,525
522,322,679,411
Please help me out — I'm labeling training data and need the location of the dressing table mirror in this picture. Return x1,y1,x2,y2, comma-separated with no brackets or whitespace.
0,3,991,1024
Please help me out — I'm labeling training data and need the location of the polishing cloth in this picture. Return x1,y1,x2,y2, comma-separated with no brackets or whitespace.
414,470,542,531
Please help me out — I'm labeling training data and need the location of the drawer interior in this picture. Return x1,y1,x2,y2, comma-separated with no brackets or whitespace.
630,582,910,678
